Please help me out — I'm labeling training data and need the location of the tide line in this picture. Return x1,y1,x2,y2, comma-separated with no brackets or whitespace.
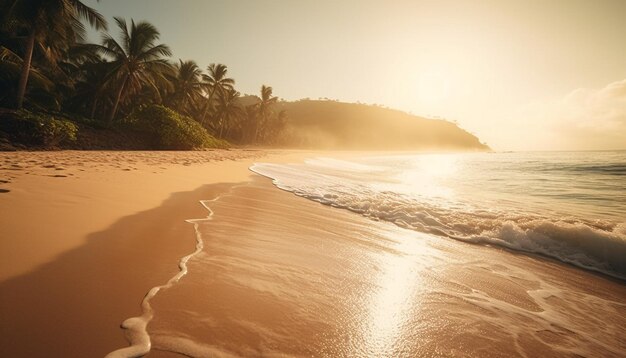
104,186,242,358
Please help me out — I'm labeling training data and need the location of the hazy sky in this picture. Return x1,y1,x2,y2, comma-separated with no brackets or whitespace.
84,0,626,151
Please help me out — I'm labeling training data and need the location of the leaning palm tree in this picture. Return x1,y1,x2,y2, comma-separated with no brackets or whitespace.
96,17,173,121
200,63,234,125
254,85,278,142
167,59,204,115
1,0,107,109
0,44,54,106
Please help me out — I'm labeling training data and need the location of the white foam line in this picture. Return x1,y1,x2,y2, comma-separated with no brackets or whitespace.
105,188,239,358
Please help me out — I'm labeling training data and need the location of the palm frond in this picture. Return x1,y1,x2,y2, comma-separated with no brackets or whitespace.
69,0,107,30
136,43,172,61
100,35,125,58
113,17,131,55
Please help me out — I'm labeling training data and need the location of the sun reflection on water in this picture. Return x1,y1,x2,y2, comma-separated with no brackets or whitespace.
371,154,460,200
356,228,435,357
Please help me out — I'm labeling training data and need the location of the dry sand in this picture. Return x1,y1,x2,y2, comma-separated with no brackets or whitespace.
0,150,309,357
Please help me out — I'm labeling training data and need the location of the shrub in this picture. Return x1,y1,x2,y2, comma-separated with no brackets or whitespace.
0,110,78,146
126,105,228,149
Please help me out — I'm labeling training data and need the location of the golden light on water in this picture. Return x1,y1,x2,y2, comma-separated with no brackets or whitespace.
358,229,434,356
373,154,460,200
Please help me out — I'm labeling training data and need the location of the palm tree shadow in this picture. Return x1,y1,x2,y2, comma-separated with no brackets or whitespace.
0,182,238,357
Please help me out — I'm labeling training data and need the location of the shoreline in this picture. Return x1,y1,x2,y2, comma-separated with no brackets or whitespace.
0,149,284,281
0,149,310,356
148,176,626,357
1,150,624,357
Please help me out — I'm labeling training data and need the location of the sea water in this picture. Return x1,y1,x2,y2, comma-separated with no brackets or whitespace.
252,151,626,279
114,151,626,357
145,170,626,357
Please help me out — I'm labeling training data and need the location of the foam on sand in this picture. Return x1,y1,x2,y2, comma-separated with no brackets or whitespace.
105,191,236,357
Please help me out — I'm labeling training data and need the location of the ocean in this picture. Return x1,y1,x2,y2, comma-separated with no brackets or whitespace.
136,151,626,357
252,151,626,279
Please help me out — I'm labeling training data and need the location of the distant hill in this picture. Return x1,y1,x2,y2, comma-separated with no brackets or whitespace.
240,97,489,151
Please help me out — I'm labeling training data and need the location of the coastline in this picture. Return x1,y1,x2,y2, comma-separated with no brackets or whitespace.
0,149,309,356
1,150,624,357
148,177,626,357
0,149,275,282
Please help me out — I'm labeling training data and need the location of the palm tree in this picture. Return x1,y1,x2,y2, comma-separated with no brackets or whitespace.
254,85,278,142
241,104,258,143
68,59,110,119
1,0,107,109
268,109,288,143
0,44,53,106
96,17,173,121
167,59,203,115
215,88,243,138
200,63,234,125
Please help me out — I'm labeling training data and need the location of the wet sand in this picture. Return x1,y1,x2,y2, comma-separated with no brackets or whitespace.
1,151,625,357
0,150,306,357
149,178,626,357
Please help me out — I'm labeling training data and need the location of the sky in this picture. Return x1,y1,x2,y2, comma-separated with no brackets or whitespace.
84,0,626,151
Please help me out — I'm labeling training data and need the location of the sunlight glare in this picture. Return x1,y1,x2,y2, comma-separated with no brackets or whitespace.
358,228,435,356
391,154,459,200
417,73,450,102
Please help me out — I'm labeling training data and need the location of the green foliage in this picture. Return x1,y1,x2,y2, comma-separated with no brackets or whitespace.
126,105,228,150
1,4,287,148
0,110,78,146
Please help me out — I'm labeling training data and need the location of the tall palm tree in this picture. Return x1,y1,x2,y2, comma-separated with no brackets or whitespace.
215,88,243,138
167,59,203,115
200,63,234,125
96,17,173,122
254,85,278,142
1,0,107,109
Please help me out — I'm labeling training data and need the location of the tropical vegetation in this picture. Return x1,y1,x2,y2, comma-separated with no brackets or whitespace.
0,0,286,149
0,1,489,152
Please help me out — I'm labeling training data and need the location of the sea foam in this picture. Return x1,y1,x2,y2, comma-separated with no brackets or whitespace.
104,191,236,357
251,153,626,280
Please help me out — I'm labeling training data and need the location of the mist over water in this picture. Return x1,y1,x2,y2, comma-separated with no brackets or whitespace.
252,151,626,279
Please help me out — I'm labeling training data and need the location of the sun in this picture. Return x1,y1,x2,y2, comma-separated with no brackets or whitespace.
417,73,450,102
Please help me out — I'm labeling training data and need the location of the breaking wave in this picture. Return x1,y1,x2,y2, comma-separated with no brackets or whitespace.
251,155,626,280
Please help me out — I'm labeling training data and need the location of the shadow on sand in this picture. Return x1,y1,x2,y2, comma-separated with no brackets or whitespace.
0,182,240,357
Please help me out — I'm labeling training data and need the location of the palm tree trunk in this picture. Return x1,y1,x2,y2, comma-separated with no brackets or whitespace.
201,87,216,125
15,31,36,109
219,116,225,138
253,120,260,143
108,76,127,122
254,113,265,143
90,98,98,119
177,97,185,114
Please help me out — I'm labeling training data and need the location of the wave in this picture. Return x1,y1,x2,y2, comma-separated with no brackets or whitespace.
545,163,626,175
251,163,626,280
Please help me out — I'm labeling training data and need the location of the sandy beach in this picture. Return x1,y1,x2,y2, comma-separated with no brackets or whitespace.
0,150,304,356
2,0,624,356
1,150,625,357
146,177,626,358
